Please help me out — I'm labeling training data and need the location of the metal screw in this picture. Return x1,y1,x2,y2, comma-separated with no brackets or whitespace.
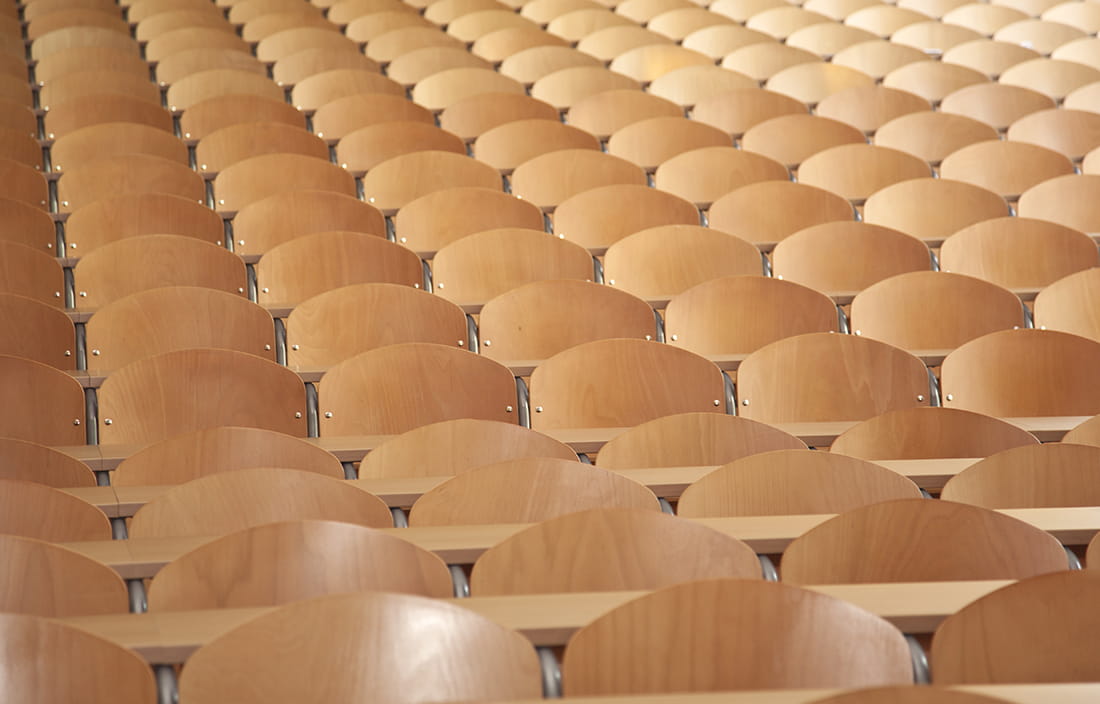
506,405,513,412
535,406,543,412
324,412,333,418
742,399,750,406
104,419,112,425
295,412,302,418
946,394,953,401
92,350,100,355
292,344,299,350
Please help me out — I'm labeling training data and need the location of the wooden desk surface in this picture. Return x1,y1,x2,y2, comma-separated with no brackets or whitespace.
61,506,1100,579
57,580,1009,664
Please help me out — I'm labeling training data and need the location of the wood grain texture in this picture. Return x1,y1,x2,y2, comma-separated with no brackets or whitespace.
0,533,127,616
654,145,788,208
781,498,1068,584
50,122,188,175
941,443,1100,508
1018,174,1100,236
155,47,266,86
412,67,526,111
0,293,75,369
0,198,55,252
389,46,493,87
409,457,660,525
146,28,251,63
471,508,760,595
742,114,864,168
46,94,174,139
129,467,392,538
196,122,328,175
338,121,466,174
231,189,385,257
0,437,96,487
476,119,600,172
567,89,682,140
64,193,224,254
939,140,1075,199
313,93,434,141
499,45,601,84
562,578,912,695
31,26,139,61
797,143,933,202
290,68,405,110
0,354,85,445
166,68,283,111
940,83,1052,133
1032,267,1100,344
607,116,730,172
874,112,998,166
56,154,203,214
1062,414,1100,447
213,152,356,212
360,149,502,212
439,91,559,141
394,188,542,254
0,479,111,540
180,94,306,142
149,519,451,610
552,183,700,250
830,407,1039,459
510,148,646,209
709,180,854,248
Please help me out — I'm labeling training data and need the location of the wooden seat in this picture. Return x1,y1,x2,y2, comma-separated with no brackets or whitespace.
393,187,543,255
0,293,74,369
942,3,1027,36
0,612,155,701
940,216,1097,289
166,69,284,113
438,92,559,144
795,143,932,204
498,45,602,85
940,329,1100,418
360,150,502,214
474,120,599,174
850,271,1024,350
472,507,760,594
745,6,832,40
881,61,989,106
31,26,139,62
1053,36,1100,72
318,343,519,435
845,5,930,36
0,534,127,616
291,69,404,112
736,332,931,424
649,7,736,41
529,65,640,111
179,95,306,141
431,227,594,302
781,498,1068,584
1034,268,1100,342
286,283,468,367
1090,531,1100,569
366,26,466,63
831,41,930,82
473,25,571,62
149,519,452,609
546,8,636,42
44,95,174,139
408,457,660,525
412,67,526,113
785,22,879,58
34,45,149,84
677,449,922,517
1044,2,1100,33
998,58,1100,102
447,9,541,43
740,114,867,170
940,83,1053,133
0,354,86,444
0,479,109,540
608,43,713,84
552,184,699,251
345,9,432,43
0,128,45,171
0,437,97,487
56,153,205,213
64,193,224,255
862,178,1008,246
607,117,732,173
873,111,998,165
1006,108,1100,162
770,221,931,296
941,442,1100,508
665,275,838,355
931,570,1100,684
813,85,930,135
573,25,672,62
135,10,237,41
0,160,47,211
335,122,465,175
151,48,266,86
528,338,727,429
562,579,911,694
426,0,510,25
0,241,65,307
708,180,854,249
230,190,384,257
272,46,381,86
688,89,806,142
0,102,39,139
718,44,815,85
942,39,1040,79
242,11,336,44
829,407,1039,459
479,279,656,361
510,149,646,211
890,20,983,53
313,93,434,141
230,0,325,23
177,591,541,704
146,28,252,63
258,26,355,63
49,122,189,174
522,0,604,23
387,46,493,87
128,468,391,537
213,153,356,213
196,122,329,175
327,0,418,23
0,199,55,253
993,18,1086,55
603,225,763,299
766,61,876,106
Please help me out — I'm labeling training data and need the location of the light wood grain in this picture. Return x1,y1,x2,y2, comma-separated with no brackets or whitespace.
64,192,224,254
213,152,356,213
231,189,385,257
830,407,1040,459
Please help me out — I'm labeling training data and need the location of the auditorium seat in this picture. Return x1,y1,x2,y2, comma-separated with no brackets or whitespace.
0,160,47,211
327,0,419,23
446,9,540,43
474,119,600,174
941,442,1100,508
882,60,989,105
0,534,127,616
360,150,502,214
942,39,1040,79
0,198,55,252
747,6,833,40
998,57,1100,102
196,122,329,175
690,88,806,142
552,184,699,251
30,11,129,42
129,0,224,24
50,122,189,176
607,117,731,173
650,7,736,40
148,520,453,610
231,190,384,257
0,241,65,306
242,11,335,44
573,25,672,62
813,85,930,135
56,153,205,212
523,0,604,23
813,688,1015,704
766,61,875,106
608,44,713,84
259,26,356,63
44,95,174,138
407,457,660,525
873,111,998,166
1043,3,1100,34
387,46,493,87
890,19,982,53
366,26,466,63
831,40,929,82
796,143,932,205
828,407,1039,459
65,193,224,254
1033,269,1100,342
425,0,509,26
412,67,526,112
1006,108,1100,162
180,94,307,141
723,44,823,86
36,50,144,89
498,44,601,85
166,68,285,113
213,153,356,213
993,18,1085,55
942,3,1027,35
1053,37,1100,71
32,26,138,61
177,591,541,703
740,114,866,170
861,178,1008,246
546,7,635,42
0,128,45,170
708,180,854,249
348,10,434,40
273,45,382,86
0,102,38,138
939,82,1053,132
785,22,878,57
0,293,75,369
313,93,434,141
473,24,570,61
0,479,109,540
938,140,1074,200
291,68,405,111
845,4,929,35
328,117,470,174
393,188,543,255
510,149,646,212
529,65,640,110
136,9,235,41
146,27,252,62
0,437,96,486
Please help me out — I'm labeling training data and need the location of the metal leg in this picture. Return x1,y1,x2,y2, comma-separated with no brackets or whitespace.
390,507,408,528
449,565,470,598
906,634,930,684
155,664,179,704
758,554,779,581
658,498,675,515
127,579,147,613
538,647,562,698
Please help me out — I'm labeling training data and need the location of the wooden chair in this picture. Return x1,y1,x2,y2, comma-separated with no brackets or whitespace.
521,0,604,23
0,103,38,140
242,12,336,44
128,468,391,537
166,69,284,113
741,114,866,170
831,41,930,82
562,578,912,694
229,190,384,257
862,178,1007,246
813,85,930,136
56,153,205,213
149,48,265,86
744,5,832,40
942,3,1026,36
255,231,422,306
655,146,788,208
146,27,251,62
720,43,820,84
0,159,48,211
344,9,432,42
0,612,155,702
1058,414,1100,447
360,150,502,214
0,128,45,171
782,498,1068,584
880,61,988,107
0,437,96,487
335,122,465,176
649,7,736,41
940,216,1098,289
498,44,602,85
64,192,224,255
685,89,804,143
510,149,646,211
551,184,699,251
135,10,236,41
891,20,983,54
0,353,87,444
606,117,732,173
412,67,526,113
408,457,660,525
665,275,838,356
272,46,381,87
845,5,930,35
931,570,1100,684
31,26,139,62
0,534,127,616
1055,37,1100,73
770,221,931,296
0,242,65,307
318,343,519,435
387,46,492,87
213,153,357,213
0,199,55,253
680,23,772,59
1045,3,1100,34
49,122,189,174
708,180,854,249
529,66,640,111
44,95,174,140
608,44,713,85
765,61,876,107
431,227,594,302
178,95,306,141
677,449,922,517
149,519,452,610
478,279,656,361
366,26,466,63
941,39,1040,80
850,271,1024,350
829,407,1039,459
994,18,1085,55
940,329,1100,418
546,7,635,42
941,442,1100,509
258,27,355,63
1034,268,1100,342
873,111,998,166
196,122,329,175
1018,174,1100,235
573,25,672,62
312,93,433,141
528,338,727,430
0,479,109,540
1006,108,1100,163
0,292,74,370
393,188,542,257
737,332,931,424
286,283,468,367
796,143,932,204
177,591,541,703
34,45,149,84
474,120,599,174
785,22,879,58
438,92,559,143
998,57,1100,102
472,25,571,62
447,9,540,43
939,83,1053,134
472,507,760,594
327,0,418,22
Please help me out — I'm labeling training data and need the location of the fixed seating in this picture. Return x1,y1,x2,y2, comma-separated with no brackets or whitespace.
196,123,330,175
566,89,681,141
360,150,502,214
997,58,1100,102
0,199,55,253
813,85,930,136
411,67,525,113
829,407,1039,459
337,122,467,175
994,18,1086,56
862,178,1008,246
831,41,930,82
49,122,188,174
64,193,224,255
0,293,75,369
0,437,97,487
38,70,161,112
393,188,543,255
388,46,494,87
0,534,127,616
366,26,466,63
56,153,205,213
690,88,807,142
178,95,307,141
873,111,998,165
765,61,876,106
890,20,983,54
231,190,385,257
271,46,381,86
881,61,988,106
0,479,109,541
439,92,560,142
0,159,48,211
529,66,640,110
940,83,1054,132
741,114,866,170
941,442,1100,508
0,242,65,307
31,26,139,62
473,25,571,62
551,184,699,251
407,457,661,525
645,65,759,109
941,39,1039,80
654,146,788,209
0,355,86,445
34,45,150,84
498,45,601,85
474,120,599,174
708,180,854,249
1018,174,1100,235
941,4,1027,36
795,143,932,205
165,69,284,113
1006,108,1100,163
510,149,646,212
213,153,357,213
1034,269,1100,342
155,47,267,86
0,128,45,171
313,93,434,141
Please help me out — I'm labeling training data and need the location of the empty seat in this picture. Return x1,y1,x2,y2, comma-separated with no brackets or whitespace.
654,146,789,208
63,190,222,254
0,160,48,211
943,3,1027,36
574,25,672,62
529,65,640,110
40,70,159,112
499,44,602,85
44,95,174,141
166,68,284,112
393,187,543,255
813,84,931,135
939,139,1074,199
1019,174,1100,235
941,442,1100,508
862,178,1008,246
231,190,385,257
474,119,600,173
608,45,718,86
473,25,571,62
0,241,65,307
35,45,150,85
741,114,866,170
56,153,205,213
387,46,493,87
0,355,86,445
0,437,96,487
179,94,307,141
366,26,466,63
147,28,251,63
690,88,807,141
49,122,188,174
0,479,109,540
721,45,815,85
765,61,876,106
412,67,526,113
708,180,854,249
1006,108,1100,162
0,128,45,171
313,93,434,141
155,47,267,86
829,407,1039,459
999,58,1100,102
0,199,55,253
196,122,330,175
0,534,127,616
552,184,699,251
881,60,988,105
337,122,467,175
873,111,999,165
890,20,983,53
510,149,646,211
940,82,1053,132
942,39,1040,79
360,150,502,214
213,153,357,213
831,40,930,82
795,143,932,204
1034,268,1100,342
272,46,381,86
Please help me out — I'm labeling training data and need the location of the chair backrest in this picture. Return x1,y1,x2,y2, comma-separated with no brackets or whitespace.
408,457,661,525
474,119,600,173
814,84,930,135
196,122,330,175
510,148,647,211
97,348,307,445
113,426,343,486
829,407,1039,459
213,153,357,213
0,534,128,616
393,187,543,255
149,520,452,610
653,145,789,209
1019,173,1100,235
389,46,493,86
361,149,503,213
337,121,467,174
807,686,1019,704
528,338,727,429
64,192,225,255
181,94,307,141
862,177,1009,246
46,93,174,139
678,449,921,517
56,153,204,214
0,437,96,487
313,93,434,141
178,591,542,704
0,612,156,702
0,479,111,540
940,82,1054,132
359,417,576,478
941,442,1100,508
562,578,912,695
795,143,933,203
471,508,760,595
938,139,1075,199
167,68,284,112
874,111,998,166
0,198,55,252
737,332,930,424
741,113,865,169
129,467,392,538
0,354,86,445
566,88,682,140
665,275,838,355
0,241,62,308
607,116,732,172
781,498,1068,584
708,180,854,248
318,343,519,435
479,279,657,361
0,159,48,212
49,121,188,174
0,293,75,369
550,183,700,251
440,90,560,141
230,189,385,257
940,329,1100,417
931,570,1100,684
